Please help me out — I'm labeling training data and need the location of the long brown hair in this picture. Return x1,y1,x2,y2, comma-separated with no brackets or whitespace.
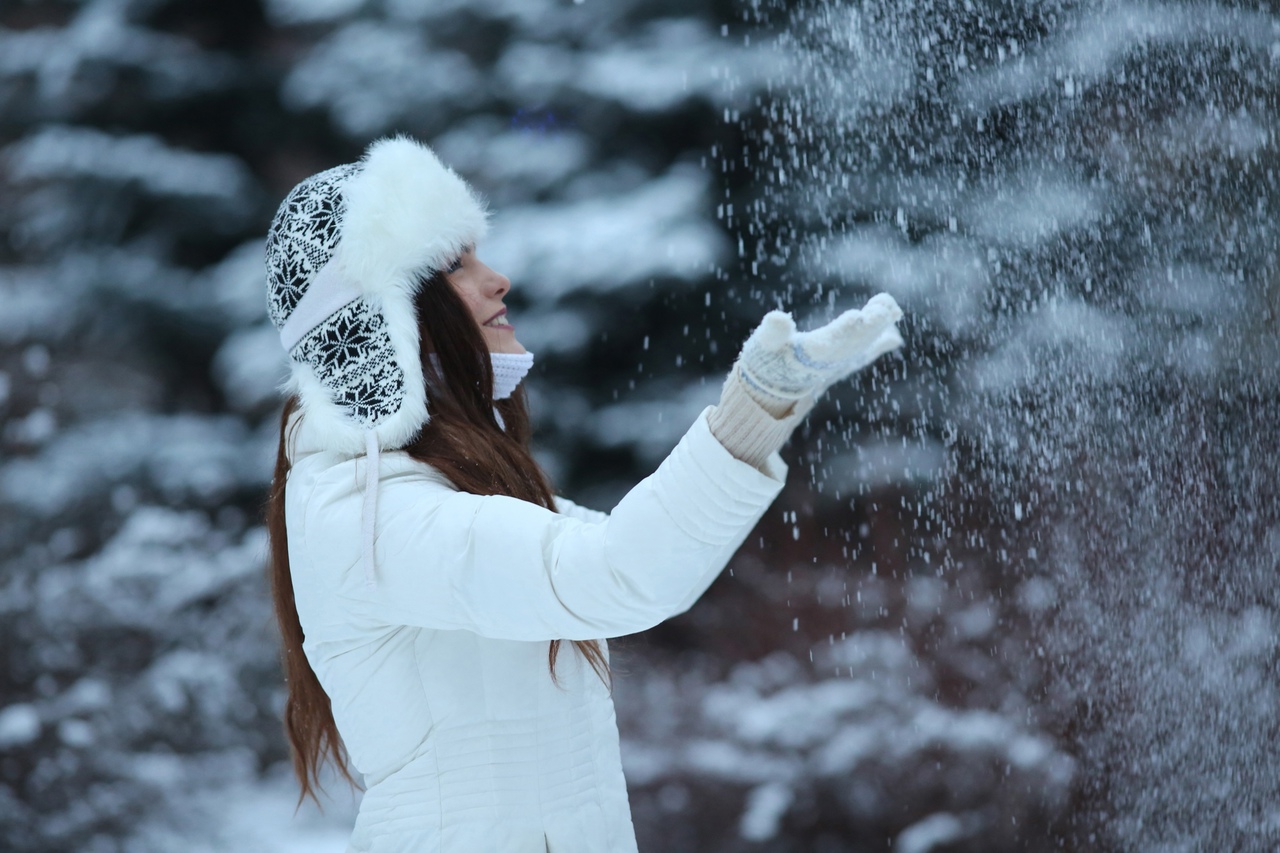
266,271,609,805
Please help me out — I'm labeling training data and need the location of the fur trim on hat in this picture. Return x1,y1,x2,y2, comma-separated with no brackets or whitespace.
278,135,489,455
339,135,488,295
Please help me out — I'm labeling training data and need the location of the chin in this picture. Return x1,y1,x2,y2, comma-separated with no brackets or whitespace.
484,332,525,354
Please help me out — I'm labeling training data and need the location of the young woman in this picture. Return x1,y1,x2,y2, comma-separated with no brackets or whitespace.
263,136,902,853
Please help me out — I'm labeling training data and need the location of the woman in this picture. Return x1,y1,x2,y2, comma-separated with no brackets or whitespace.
264,136,903,853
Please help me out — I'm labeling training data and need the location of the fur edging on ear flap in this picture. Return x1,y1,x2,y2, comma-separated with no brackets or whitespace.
373,283,429,449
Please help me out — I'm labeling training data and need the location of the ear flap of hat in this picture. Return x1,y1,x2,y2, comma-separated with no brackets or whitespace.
275,136,489,454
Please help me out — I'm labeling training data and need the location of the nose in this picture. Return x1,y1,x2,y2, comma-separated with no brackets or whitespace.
479,259,510,299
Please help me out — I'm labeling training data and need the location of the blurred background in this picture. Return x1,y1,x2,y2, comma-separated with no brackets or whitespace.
0,0,1277,850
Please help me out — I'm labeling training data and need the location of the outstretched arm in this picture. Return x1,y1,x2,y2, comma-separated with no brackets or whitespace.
291,410,784,642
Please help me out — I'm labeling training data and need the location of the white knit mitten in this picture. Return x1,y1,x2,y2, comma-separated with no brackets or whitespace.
708,293,904,469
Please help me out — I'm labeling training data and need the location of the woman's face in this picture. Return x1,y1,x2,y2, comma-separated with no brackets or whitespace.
444,247,526,354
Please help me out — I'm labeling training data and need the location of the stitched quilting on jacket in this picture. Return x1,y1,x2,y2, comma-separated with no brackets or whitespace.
284,406,787,853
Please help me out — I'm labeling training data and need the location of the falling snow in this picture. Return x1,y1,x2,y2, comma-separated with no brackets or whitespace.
1,0,1276,851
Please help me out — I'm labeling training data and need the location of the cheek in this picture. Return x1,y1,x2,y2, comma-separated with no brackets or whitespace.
450,281,486,323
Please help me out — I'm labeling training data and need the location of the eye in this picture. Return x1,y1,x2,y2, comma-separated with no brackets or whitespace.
446,255,463,274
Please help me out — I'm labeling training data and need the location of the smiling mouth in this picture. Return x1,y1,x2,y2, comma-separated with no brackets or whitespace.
483,311,512,329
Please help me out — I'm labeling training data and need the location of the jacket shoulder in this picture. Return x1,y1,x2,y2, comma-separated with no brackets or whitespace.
285,450,457,554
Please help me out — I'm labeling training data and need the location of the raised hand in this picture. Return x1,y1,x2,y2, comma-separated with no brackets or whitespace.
708,293,905,471
736,293,904,410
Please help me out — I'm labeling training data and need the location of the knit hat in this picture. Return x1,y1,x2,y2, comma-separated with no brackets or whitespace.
265,135,488,455
265,136,489,584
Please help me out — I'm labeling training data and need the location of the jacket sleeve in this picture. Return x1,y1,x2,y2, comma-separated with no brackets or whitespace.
553,495,609,524
298,408,786,642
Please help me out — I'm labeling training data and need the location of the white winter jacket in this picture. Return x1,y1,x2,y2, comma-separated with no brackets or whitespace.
285,406,786,852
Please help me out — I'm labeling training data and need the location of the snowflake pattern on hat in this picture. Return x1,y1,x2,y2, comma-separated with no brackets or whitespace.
265,163,359,328
290,299,405,428
265,162,407,430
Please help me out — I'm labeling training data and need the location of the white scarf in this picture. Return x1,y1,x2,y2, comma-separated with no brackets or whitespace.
491,351,534,400
426,351,534,399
